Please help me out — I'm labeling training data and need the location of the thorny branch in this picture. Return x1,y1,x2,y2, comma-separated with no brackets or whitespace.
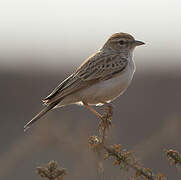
164,149,181,171
104,145,167,180
88,103,167,180
37,160,67,180
99,104,113,143
35,104,180,180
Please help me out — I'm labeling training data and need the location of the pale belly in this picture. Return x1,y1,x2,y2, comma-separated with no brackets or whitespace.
57,62,135,107
80,66,134,105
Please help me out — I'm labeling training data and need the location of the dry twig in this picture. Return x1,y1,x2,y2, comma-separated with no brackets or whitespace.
37,160,67,180
88,103,167,180
164,149,181,171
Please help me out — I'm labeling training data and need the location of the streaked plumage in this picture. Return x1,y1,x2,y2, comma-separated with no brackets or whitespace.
24,32,145,131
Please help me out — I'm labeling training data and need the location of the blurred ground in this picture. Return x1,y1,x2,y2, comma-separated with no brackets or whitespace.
0,63,181,180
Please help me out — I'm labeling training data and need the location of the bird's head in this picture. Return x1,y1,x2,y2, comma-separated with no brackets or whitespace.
101,32,145,53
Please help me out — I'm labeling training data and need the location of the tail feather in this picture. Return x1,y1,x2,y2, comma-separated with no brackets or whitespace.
24,100,60,132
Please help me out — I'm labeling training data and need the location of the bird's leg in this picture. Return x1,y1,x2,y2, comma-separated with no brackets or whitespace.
83,102,103,121
84,102,113,144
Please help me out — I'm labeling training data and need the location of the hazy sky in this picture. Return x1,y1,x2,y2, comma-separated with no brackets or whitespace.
0,0,181,70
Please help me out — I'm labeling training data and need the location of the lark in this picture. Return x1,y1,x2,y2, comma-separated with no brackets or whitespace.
24,32,145,131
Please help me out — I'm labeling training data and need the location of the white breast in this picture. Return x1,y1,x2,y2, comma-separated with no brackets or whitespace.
57,59,136,107
79,60,136,105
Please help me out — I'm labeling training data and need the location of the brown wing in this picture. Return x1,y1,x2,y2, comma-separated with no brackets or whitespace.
75,52,128,81
43,73,74,102
42,51,103,104
43,51,128,104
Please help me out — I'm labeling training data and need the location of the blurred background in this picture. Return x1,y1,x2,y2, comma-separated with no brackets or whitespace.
0,0,181,179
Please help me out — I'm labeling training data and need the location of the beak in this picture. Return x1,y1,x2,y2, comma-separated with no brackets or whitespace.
134,40,145,46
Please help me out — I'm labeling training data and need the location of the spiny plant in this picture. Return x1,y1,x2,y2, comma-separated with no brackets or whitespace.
36,105,180,180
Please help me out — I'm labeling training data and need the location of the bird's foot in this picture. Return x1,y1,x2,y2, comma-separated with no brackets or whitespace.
98,103,113,137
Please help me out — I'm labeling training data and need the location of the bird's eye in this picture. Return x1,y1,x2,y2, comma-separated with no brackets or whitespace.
119,40,124,45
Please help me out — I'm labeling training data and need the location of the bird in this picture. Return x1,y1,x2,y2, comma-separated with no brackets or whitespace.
24,32,145,131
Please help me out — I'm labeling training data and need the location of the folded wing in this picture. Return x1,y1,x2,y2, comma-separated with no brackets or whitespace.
43,51,128,104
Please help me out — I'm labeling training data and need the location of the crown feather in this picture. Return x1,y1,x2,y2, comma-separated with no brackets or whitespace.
109,32,135,41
